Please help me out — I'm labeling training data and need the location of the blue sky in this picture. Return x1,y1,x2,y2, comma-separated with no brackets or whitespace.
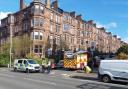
0,0,128,42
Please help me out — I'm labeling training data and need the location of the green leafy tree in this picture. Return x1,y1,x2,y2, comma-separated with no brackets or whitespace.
0,42,10,67
117,45,128,55
0,53,10,67
13,34,32,58
116,45,128,59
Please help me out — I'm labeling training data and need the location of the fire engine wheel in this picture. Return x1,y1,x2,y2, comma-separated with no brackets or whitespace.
102,75,111,83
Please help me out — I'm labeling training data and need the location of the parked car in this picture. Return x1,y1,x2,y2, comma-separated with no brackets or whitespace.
56,60,64,68
98,60,128,83
13,59,40,73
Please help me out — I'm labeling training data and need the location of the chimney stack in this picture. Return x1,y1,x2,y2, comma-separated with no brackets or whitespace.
20,0,25,10
76,15,82,20
70,11,75,18
47,0,51,8
52,0,58,11
88,20,93,25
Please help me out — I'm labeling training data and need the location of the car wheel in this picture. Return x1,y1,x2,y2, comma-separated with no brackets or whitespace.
102,75,111,83
14,67,17,72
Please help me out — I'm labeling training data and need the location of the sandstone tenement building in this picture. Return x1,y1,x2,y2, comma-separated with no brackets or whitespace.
0,0,125,57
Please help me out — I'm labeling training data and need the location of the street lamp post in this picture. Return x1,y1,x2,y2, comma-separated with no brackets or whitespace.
9,24,12,68
9,14,14,68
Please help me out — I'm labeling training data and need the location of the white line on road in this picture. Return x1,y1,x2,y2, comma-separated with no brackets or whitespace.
24,78,57,86
0,73,15,78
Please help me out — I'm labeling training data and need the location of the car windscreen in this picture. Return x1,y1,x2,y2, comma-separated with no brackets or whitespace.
28,60,37,64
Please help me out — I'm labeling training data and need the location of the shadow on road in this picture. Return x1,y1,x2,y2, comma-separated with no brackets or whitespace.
76,83,128,89
71,75,128,86
71,75,98,81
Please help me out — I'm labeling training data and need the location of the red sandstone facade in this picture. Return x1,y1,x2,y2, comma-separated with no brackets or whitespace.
0,0,125,57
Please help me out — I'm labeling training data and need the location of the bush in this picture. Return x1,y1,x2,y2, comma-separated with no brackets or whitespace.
0,53,10,67
116,53,128,59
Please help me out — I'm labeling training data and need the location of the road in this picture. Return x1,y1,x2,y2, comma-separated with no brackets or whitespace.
0,68,128,89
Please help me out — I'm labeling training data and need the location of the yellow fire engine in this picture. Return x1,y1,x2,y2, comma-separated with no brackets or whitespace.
64,51,89,69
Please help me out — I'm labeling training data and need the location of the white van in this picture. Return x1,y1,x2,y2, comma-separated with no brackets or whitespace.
13,59,40,73
98,60,128,83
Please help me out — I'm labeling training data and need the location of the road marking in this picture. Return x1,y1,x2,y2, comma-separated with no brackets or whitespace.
61,74,70,77
24,78,56,86
0,73,15,78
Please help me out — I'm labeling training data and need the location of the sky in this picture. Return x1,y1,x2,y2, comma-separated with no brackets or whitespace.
0,0,128,42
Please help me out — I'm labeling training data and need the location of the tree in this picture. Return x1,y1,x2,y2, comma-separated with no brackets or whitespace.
13,34,32,58
116,45,128,59
117,45,128,55
0,42,10,67
58,38,69,51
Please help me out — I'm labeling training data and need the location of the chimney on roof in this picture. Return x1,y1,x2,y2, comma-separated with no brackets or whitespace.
47,0,51,8
70,11,75,17
76,15,82,20
52,0,58,11
113,35,117,38
20,0,26,10
88,20,93,25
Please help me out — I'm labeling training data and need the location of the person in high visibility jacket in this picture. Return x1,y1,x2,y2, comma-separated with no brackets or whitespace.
42,58,48,73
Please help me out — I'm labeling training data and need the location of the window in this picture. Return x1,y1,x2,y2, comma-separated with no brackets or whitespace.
50,36,53,44
31,18,44,27
31,19,34,27
63,24,70,31
34,32,39,39
51,12,53,20
24,60,28,65
81,39,84,45
34,45,42,53
34,45,38,53
35,5,40,14
40,32,43,40
56,25,60,33
15,26,18,33
34,18,39,26
57,36,60,45
39,45,42,53
64,34,66,41
50,23,53,32
23,22,28,31
63,14,68,21
77,31,80,36
56,15,60,23
18,60,23,64
40,6,44,14
31,6,34,14
33,32,43,40
40,18,44,26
